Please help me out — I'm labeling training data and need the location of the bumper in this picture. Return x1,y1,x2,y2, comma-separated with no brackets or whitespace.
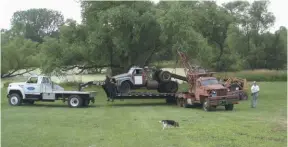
208,94,240,106
7,94,10,98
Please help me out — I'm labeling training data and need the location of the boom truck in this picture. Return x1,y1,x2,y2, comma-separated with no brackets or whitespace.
173,50,247,111
79,49,247,111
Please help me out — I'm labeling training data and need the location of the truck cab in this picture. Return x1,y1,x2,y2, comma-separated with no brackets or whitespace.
127,67,147,86
195,77,228,99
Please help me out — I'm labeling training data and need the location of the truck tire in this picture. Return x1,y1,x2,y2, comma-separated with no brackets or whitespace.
83,99,90,107
68,95,83,108
119,81,131,93
164,81,178,93
225,104,234,111
158,71,171,82
183,99,190,108
202,99,214,111
177,98,182,107
8,93,22,106
157,83,165,93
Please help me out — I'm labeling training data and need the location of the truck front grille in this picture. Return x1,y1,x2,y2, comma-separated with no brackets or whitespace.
217,89,227,96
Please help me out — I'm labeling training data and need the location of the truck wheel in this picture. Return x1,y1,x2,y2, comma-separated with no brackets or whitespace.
225,104,234,111
9,93,22,106
158,71,171,82
157,83,165,93
203,99,212,111
177,99,182,107
183,99,189,108
119,81,131,93
164,81,178,93
68,95,83,108
83,99,90,107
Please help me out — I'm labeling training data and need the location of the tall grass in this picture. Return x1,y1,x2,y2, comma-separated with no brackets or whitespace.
215,69,287,81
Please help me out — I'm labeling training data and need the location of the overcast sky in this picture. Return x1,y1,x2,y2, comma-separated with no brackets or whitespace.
0,0,287,32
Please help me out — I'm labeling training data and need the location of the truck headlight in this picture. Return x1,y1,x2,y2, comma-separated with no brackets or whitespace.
211,91,217,97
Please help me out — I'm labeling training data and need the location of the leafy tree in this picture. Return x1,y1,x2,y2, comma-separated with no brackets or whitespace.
11,8,64,43
1,30,39,78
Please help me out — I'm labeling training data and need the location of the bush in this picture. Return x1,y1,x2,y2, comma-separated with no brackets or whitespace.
215,70,287,81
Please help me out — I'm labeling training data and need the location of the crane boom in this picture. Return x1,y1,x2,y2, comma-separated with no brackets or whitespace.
176,49,214,93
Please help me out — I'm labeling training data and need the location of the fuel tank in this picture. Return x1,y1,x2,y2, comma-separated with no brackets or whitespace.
146,80,159,89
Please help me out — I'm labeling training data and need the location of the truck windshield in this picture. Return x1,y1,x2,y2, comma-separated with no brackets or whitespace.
201,79,218,86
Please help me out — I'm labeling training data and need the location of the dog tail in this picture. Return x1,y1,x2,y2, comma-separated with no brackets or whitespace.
158,121,162,123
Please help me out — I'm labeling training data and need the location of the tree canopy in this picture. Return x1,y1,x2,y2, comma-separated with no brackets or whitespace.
1,1,287,78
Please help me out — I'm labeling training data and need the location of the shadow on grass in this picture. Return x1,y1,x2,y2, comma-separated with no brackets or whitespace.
108,102,173,107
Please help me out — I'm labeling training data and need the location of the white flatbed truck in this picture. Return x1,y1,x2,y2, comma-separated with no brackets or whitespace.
6,75,97,108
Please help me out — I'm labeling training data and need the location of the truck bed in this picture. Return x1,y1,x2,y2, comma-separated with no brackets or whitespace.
53,91,97,94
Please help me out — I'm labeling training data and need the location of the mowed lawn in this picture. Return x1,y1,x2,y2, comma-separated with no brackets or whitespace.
1,82,287,147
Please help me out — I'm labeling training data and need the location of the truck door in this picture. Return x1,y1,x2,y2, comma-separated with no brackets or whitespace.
133,69,143,85
41,77,53,93
41,77,55,100
24,77,41,95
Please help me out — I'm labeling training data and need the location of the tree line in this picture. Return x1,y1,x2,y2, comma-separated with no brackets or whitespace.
1,1,287,78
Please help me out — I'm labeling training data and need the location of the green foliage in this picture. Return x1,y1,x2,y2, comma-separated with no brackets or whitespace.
1,32,39,78
11,8,64,43
1,1,287,78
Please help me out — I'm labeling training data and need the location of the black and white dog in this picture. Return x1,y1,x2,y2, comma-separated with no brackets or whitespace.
159,120,179,130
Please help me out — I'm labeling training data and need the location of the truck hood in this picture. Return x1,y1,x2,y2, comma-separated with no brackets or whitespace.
9,82,26,86
204,84,226,90
112,73,131,79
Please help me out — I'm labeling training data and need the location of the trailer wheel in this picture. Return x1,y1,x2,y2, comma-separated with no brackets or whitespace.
166,98,176,104
8,93,22,106
68,95,83,108
83,99,90,107
225,104,234,111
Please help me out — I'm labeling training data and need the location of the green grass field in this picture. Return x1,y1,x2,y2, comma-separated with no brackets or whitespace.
1,82,287,147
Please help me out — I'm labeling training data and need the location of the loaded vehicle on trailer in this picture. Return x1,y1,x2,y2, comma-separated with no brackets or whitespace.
111,66,179,93
174,50,247,111
7,75,97,108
